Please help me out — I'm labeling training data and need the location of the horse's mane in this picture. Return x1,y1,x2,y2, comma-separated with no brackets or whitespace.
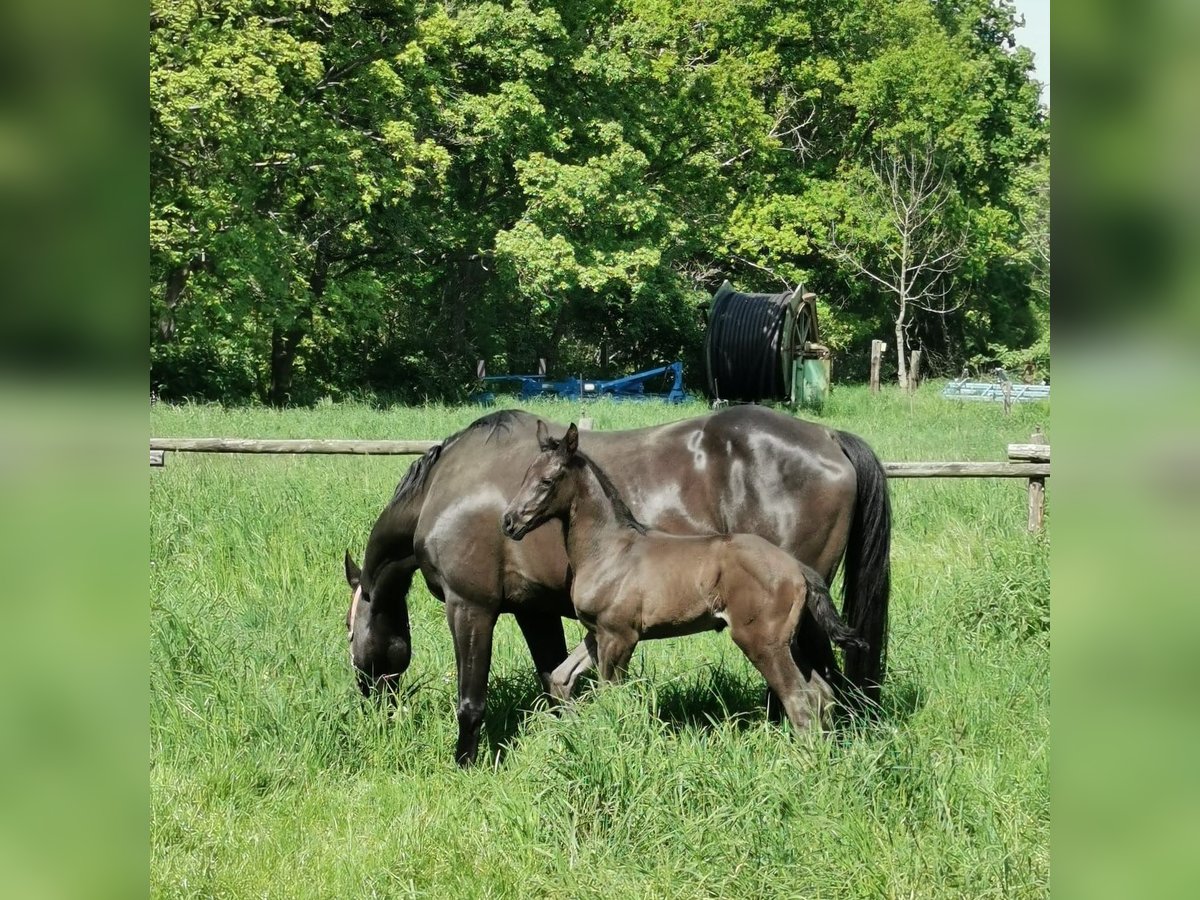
466,408,526,444
389,409,528,507
575,451,648,534
390,443,442,506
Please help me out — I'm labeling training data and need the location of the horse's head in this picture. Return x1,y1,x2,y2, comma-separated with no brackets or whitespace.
502,421,579,541
344,550,412,698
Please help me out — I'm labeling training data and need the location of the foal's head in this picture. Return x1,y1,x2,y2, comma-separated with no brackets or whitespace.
501,421,579,541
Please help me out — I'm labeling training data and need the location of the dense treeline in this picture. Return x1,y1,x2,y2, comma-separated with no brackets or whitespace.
151,0,1048,404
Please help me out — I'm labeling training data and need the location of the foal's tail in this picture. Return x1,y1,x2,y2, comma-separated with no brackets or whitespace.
832,430,892,705
801,566,868,653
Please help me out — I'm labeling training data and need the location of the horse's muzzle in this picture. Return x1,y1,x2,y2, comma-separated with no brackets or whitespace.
501,511,527,540
358,670,402,700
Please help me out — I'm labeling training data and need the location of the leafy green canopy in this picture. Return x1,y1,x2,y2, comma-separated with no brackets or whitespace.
151,0,1048,403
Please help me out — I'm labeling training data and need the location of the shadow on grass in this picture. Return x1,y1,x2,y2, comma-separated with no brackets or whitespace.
878,676,926,723
480,665,768,762
828,672,928,738
481,669,551,765
479,665,928,764
651,663,930,736
650,666,767,733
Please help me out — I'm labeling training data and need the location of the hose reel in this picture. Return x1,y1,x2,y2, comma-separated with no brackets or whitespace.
703,280,830,407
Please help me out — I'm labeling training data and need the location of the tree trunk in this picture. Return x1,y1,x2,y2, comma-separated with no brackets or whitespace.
442,251,487,376
269,321,305,406
544,300,568,373
158,256,212,342
894,317,909,390
268,260,327,406
158,266,188,342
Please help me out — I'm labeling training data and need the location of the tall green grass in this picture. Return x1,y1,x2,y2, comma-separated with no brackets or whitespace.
151,385,1048,898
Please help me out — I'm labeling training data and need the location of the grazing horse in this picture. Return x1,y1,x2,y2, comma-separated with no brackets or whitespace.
345,406,890,765
501,422,868,731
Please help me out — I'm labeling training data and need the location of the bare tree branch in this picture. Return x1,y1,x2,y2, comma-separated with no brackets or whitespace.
720,86,817,168
768,88,817,160
729,254,795,291
827,139,970,388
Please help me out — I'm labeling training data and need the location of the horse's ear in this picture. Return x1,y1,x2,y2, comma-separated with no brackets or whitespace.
344,551,361,588
536,419,555,451
563,423,579,455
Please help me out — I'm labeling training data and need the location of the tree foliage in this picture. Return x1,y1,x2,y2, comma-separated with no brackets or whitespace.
151,0,1049,403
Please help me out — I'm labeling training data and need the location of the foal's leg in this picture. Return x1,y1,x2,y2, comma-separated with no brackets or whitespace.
514,610,570,695
594,625,639,683
548,632,598,702
768,605,843,722
731,630,829,733
446,595,500,767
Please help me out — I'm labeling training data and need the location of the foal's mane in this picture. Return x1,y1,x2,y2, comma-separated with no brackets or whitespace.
574,451,648,534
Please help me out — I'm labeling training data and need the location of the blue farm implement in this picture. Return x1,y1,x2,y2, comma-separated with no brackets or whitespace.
474,361,687,405
941,373,1050,403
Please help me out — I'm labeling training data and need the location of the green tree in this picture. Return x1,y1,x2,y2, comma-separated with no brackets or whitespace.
151,0,448,403
149,0,1048,402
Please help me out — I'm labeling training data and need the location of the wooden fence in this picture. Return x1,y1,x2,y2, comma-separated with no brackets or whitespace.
150,432,1051,531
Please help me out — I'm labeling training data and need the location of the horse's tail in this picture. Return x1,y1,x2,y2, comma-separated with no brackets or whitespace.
801,566,868,652
832,429,892,706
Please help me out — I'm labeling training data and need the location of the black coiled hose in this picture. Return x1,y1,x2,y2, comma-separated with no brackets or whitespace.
704,287,793,401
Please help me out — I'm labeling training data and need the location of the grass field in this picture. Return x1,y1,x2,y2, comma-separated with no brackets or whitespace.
150,385,1049,898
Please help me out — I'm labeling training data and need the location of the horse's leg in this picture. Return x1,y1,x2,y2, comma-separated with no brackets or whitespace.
765,617,832,723
731,628,829,732
548,632,597,702
595,625,638,683
806,667,836,723
446,595,499,767
768,599,843,722
724,595,840,734
513,610,569,694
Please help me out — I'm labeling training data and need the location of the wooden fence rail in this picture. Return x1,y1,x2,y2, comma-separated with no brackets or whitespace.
148,439,1050,477
151,433,1050,529
151,437,439,455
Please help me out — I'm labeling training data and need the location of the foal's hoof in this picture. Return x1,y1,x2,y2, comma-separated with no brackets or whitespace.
782,715,833,740
548,683,572,705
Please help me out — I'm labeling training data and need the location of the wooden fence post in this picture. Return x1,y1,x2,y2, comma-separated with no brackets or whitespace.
869,340,886,393
908,350,922,393
1025,430,1047,532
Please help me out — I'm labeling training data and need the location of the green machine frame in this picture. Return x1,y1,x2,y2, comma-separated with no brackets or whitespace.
782,290,831,409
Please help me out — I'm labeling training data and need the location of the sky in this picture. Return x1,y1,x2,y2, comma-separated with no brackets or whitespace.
1012,0,1050,105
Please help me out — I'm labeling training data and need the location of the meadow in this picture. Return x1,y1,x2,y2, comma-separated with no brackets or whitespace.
150,385,1049,898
